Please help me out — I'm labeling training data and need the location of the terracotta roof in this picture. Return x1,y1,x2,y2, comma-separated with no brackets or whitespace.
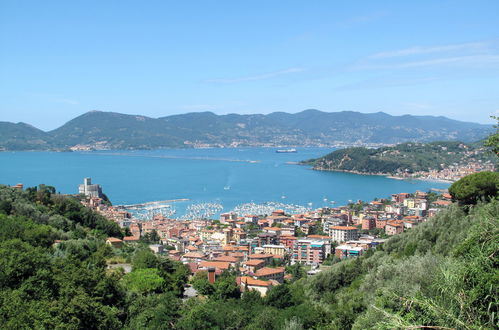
244,259,265,266
307,235,330,239
106,237,123,242
182,252,205,258
263,227,282,231
123,236,140,241
330,226,358,230
238,276,272,287
214,256,238,263
198,261,230,270
248,253,274,259
255,267,285,276
433,200,452,206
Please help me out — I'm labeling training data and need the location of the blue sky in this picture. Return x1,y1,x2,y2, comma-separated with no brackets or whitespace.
1,0,498,130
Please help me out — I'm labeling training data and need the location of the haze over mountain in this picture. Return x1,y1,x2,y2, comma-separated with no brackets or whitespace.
0,110,492,151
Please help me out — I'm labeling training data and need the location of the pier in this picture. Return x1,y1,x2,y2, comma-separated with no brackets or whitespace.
116,198,189,209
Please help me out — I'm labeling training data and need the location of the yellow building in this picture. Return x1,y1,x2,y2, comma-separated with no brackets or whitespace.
263,244,286,256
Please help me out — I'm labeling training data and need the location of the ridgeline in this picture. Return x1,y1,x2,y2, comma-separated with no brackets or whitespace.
0,110,493,150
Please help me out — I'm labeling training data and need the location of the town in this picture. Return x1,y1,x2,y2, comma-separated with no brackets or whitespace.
78,177,454,297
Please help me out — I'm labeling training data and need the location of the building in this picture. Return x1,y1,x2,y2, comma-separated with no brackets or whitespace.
293,239,328,264
106,237,123,248
329,226,359,243
361,217,376,230
78,178,103,198
385,221,404,235
237,276,273,296
263,244,286,256
255,267,285,283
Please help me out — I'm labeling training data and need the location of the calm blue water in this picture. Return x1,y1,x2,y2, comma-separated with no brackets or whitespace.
0,148,449,215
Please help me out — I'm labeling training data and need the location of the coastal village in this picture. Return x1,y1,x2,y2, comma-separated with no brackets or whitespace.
77,177,454,297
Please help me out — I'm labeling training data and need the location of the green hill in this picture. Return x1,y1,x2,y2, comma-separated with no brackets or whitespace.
0,122,53,150
307,141,495,175
0,110,494,150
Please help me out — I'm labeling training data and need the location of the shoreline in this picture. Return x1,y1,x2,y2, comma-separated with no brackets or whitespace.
313,167,454,184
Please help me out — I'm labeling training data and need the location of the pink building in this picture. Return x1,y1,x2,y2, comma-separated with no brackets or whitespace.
292,239,328,265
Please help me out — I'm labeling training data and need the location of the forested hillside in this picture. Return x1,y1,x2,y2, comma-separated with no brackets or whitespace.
0,110,493,150
307,141,494,176
0,182,497,329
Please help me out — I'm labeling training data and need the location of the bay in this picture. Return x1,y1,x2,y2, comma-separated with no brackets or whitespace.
0,147,449,217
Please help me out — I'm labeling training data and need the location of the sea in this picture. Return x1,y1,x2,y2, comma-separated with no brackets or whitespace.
0,147,450,218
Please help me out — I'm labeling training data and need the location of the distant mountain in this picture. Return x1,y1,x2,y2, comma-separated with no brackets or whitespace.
0,122,52,150
49,111,184,149
0,110,493,150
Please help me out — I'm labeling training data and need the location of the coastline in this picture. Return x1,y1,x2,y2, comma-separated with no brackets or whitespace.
313,167,454,184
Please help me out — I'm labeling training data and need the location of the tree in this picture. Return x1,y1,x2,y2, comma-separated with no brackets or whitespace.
448,171,499,206
484,116,499,156
191,271,214,296
132,248,159,270
285,263,306,282
121,268,165,294
212,274,240,300
265,284,293,308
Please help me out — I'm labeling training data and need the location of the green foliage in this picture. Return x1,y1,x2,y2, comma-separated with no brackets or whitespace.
1,182,496,329
449,171,499,206
484,115,499,156
311,140,495,175
265,284,294,308
286,263,306,282
191,271,215,296
132,248,159,270
121,268,165,294
125,292,181,329
140,229,160,244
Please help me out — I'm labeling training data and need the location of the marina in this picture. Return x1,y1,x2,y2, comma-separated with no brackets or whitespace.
0,147,450,219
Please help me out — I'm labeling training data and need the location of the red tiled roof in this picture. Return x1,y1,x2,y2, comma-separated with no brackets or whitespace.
244,259,265,266
182,252,205,258
238,276,272,287
214,256,238,263
198,261,230,270
248,253,274,259
123,236,140,241
255,267,285,276
330,226,358,230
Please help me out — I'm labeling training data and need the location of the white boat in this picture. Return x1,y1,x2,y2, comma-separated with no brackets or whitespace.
276,148,297,153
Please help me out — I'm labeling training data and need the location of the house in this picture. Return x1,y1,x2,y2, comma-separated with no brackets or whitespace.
123,235,140,243
248,253,274,265
198,261,231,272
255,267,285,283
149,244,164,254
106,237,123,248
213,255,239,267
181,251,206,262
243,259,266,273
237,276,273,296
385,221,404,235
